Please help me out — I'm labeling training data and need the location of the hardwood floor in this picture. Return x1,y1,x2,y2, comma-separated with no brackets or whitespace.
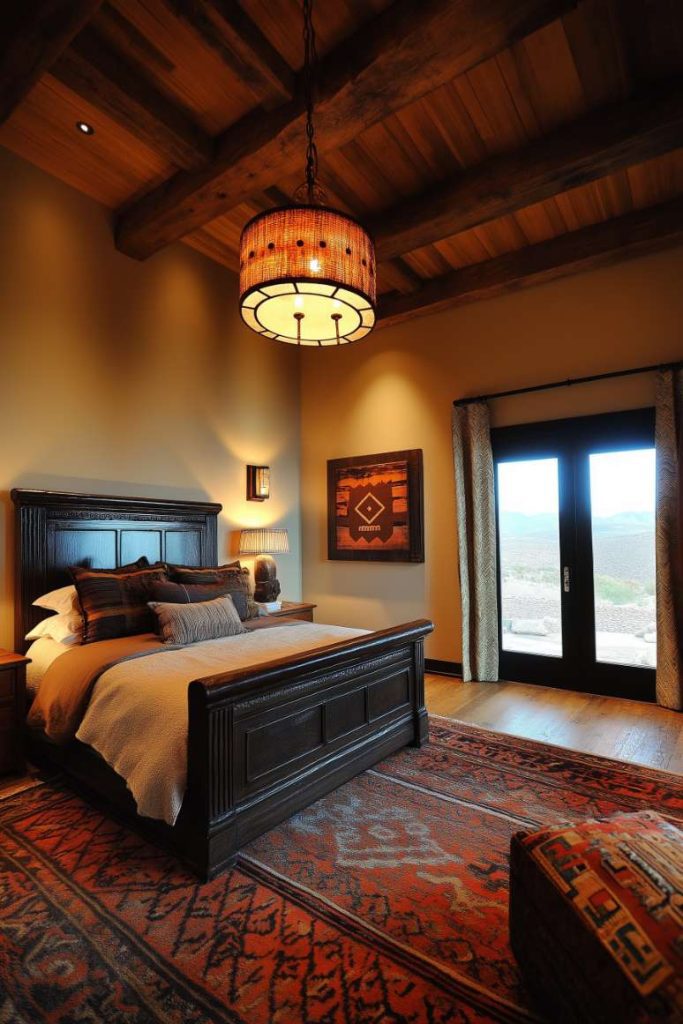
1,675,679,800
425,673,683,774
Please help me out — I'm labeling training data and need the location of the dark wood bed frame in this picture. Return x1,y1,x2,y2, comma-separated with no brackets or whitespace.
13,488,432,879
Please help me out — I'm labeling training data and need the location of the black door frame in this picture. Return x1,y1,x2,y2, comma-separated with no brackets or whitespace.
491,408,656,702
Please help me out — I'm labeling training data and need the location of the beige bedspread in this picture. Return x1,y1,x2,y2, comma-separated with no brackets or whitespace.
27,633,170,743
31,621,367,826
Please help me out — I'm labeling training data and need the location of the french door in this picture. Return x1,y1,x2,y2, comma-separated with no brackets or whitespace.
492,409,656,701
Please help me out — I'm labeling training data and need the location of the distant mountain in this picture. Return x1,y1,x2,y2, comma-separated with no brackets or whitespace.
591,511,654,534
499,512,558,537
501,510,654,538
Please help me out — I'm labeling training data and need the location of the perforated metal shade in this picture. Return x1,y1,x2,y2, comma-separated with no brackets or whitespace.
239,205,376,346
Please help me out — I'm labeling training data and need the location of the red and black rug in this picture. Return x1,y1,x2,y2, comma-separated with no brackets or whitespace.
1,718,681,1023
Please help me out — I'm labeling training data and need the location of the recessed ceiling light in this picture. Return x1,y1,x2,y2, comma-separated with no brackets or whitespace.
76,121,95,135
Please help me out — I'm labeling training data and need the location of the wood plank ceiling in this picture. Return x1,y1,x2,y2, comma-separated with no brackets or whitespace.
2,0,682,328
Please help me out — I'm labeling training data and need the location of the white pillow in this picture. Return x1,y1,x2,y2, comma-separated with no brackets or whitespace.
33,584,80,615
25,612,83,646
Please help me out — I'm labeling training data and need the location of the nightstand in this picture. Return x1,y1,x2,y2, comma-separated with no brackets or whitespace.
0,651,29,776
269,601,317,622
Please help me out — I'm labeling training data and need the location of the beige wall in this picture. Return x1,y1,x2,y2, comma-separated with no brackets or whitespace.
300,247,683,662
0,148,302,649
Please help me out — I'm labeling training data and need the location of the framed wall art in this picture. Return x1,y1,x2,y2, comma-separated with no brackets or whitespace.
327,449,424,562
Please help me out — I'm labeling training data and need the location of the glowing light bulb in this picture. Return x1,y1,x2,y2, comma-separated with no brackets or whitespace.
294,294,304,308
309,258,321,272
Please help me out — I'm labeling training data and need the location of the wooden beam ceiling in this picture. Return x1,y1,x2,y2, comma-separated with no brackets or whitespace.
166,0,294,108
371,82,683,261
1,0,103,124
377,197,683,327
115,0,577,260
52,27,213,171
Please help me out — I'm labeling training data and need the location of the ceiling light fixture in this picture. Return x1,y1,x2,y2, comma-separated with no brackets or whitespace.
76,121,95,135
238,0,376,347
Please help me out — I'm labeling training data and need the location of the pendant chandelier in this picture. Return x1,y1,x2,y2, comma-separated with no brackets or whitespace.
238,0,376,347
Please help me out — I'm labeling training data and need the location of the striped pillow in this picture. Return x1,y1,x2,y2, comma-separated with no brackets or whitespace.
71,563,168,644
148,595,247,645
166,564,258,620
166,562,241,583
148,580,249,620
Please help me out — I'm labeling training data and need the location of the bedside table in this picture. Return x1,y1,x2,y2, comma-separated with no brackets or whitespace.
0,651,29,776
269,601,317,622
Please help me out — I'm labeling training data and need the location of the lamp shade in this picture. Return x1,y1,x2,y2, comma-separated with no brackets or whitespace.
239,205,376,347
239,527,290,556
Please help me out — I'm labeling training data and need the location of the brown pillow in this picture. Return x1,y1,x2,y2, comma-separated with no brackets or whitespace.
149,580,249,620
148,595,247,645
166,563,257,620
73,556,149,573
71,562,168,644
166,561,240,583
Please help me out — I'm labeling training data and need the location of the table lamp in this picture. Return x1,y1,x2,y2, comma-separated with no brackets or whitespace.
239,527,290,602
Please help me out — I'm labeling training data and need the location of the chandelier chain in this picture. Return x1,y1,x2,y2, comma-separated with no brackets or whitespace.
303,0,318,202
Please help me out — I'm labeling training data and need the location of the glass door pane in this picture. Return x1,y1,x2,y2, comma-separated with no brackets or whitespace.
497,458,563,658
589,449,656,668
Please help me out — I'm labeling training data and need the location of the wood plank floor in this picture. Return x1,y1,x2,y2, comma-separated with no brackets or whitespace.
425,674,683,774
1,676,679,801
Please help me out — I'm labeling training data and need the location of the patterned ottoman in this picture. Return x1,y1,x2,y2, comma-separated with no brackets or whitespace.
509,811,682,1023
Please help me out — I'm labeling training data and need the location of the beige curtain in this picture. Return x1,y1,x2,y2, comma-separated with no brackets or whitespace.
655,368,683,710
452,402,499,682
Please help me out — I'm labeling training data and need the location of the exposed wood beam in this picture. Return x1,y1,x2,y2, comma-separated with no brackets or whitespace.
51,27,213,171
183,229,236,269
1,0,103,124
377,198,683,327
372,83,683,261
166,0,294,107
116,0,576,259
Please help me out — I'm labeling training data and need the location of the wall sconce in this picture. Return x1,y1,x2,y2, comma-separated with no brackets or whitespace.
246,465,270,501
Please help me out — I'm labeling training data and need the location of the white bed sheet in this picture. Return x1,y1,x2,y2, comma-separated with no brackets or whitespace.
26,637,71,696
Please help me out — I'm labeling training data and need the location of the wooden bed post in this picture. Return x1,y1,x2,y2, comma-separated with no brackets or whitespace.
411,635,429,747
184,683,237,879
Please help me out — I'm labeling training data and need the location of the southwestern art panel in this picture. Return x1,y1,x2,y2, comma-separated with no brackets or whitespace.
327,449,424,562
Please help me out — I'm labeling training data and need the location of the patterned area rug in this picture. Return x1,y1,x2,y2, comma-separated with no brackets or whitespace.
1,717,681,1023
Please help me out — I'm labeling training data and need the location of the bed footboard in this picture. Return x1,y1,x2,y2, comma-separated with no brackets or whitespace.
179,619,433,878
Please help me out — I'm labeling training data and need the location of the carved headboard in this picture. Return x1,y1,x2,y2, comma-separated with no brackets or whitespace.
12,489,222,652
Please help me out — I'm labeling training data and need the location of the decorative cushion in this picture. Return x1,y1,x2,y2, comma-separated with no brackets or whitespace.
165,561,240,583
71,562,167,644
33,558,149,615
149,580,248,620
509,810,683,1024
166,563,257,620
148,594,247,645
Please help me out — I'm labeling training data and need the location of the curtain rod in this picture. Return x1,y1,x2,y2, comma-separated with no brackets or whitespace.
452,360,682,407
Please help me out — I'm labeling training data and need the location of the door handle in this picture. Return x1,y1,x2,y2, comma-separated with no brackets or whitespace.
563,566,571,593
